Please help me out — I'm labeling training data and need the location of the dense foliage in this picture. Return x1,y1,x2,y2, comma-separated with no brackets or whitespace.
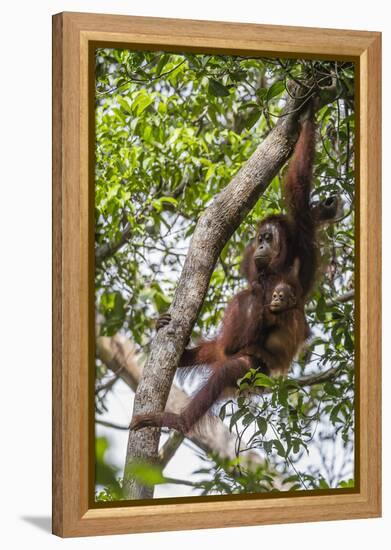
94,49,355,500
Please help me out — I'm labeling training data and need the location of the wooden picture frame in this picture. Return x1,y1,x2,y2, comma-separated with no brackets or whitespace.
52,11,381,537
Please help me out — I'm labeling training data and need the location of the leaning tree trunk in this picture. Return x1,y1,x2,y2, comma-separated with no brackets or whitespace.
123,87,324,499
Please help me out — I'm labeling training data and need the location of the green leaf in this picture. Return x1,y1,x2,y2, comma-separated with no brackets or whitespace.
273,439,286,458
244,109,262,130
95,436,109,463
219,402,228,421
137,95,154,115
344,330,354,352
95,437,121,494
253,372,275,388
208,78,230,97
156,54,170,76
153,291,171,313
99,292,125,335
125,462,165,486
229,408,246,431
318,478,330,489
238,101,260,111
324,381,340,397
266,80,285,100
96,462,119,489
229,70,246,82
257,88,268,100
206,105,218,126
256,416,268,436
158,196,178,206
315,294,327,322
243,413,254,427
278,384,289,406
131,91,154,115
117,96,132,114
339,479,355,488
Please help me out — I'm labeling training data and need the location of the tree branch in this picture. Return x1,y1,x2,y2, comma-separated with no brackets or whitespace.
96,333,264,470
295,364,351,387
260,364,353,395
95,224,133,266
306,289,354,313
158,431,184,466
123,83,339,499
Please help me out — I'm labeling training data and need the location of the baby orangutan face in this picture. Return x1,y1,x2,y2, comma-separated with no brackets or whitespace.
269,282,297,313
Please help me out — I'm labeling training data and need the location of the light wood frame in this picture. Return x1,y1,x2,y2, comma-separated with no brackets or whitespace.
52,11,381,538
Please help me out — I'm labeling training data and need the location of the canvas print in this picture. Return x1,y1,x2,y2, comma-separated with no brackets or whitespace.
94,49,355,502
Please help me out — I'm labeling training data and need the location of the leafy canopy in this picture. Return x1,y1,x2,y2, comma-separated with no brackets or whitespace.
94,49,355,499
